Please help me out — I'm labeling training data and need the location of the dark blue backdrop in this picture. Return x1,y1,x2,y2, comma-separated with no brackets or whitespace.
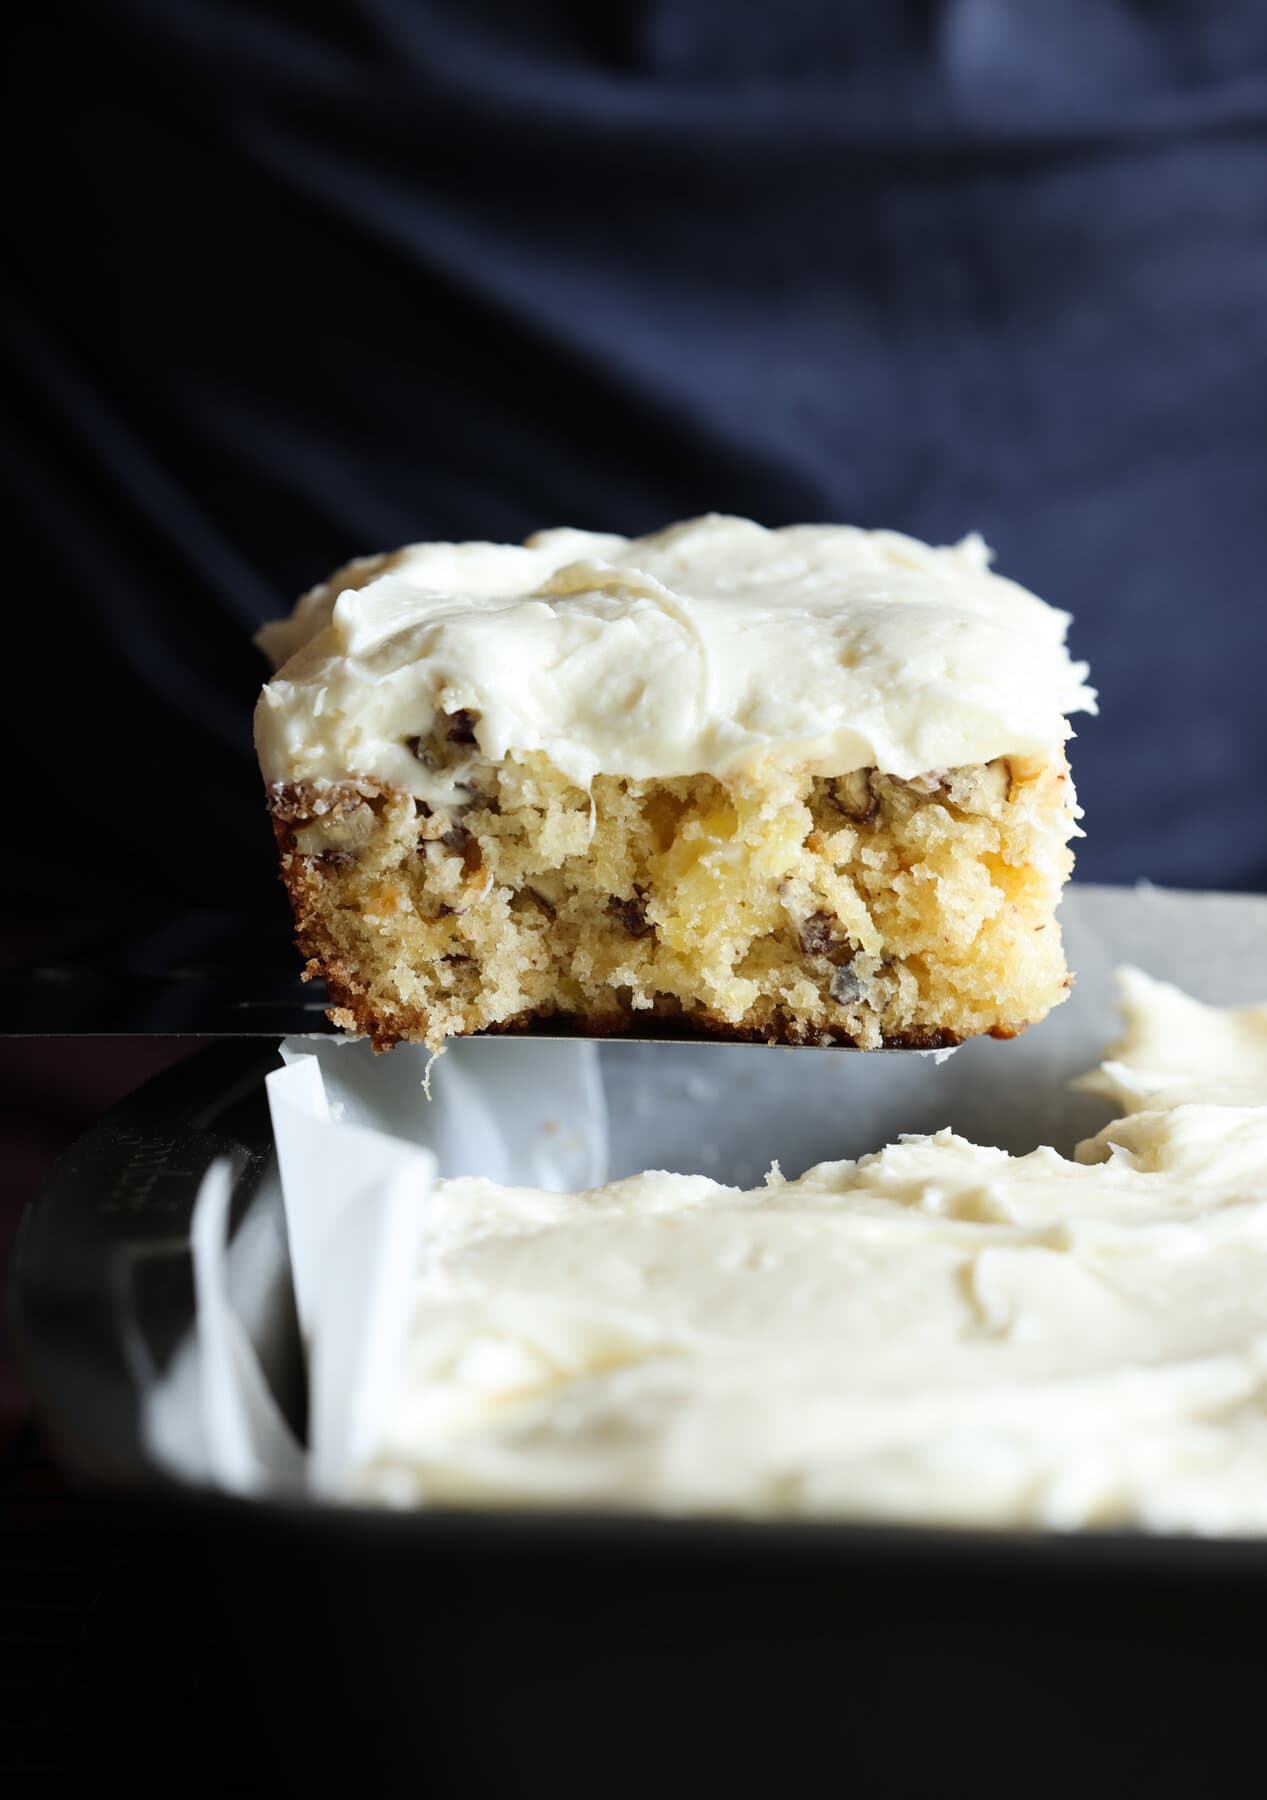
7,1,1267,913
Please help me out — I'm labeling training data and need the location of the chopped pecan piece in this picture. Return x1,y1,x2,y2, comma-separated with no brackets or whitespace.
834,769,879,823
419,822,484,883
405,708,480,771
830,964,863,1005
798,911,837,957
448,827,485,880
607,891,653,938
271,781,378,826
798,910,858,967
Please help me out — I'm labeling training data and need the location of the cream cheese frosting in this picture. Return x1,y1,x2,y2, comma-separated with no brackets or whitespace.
255,515,1095,797
1076,964,1267,1114
352,969,1267,1533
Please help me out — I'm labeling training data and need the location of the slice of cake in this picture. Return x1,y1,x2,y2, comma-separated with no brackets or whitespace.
254,515,1095,1050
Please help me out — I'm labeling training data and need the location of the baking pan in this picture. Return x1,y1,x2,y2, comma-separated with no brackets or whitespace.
12,1029,1267,1797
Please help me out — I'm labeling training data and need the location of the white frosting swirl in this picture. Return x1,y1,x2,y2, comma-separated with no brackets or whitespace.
255,515,1095,792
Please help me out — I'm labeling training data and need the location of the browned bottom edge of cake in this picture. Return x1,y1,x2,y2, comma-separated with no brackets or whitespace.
295,923,1029,1056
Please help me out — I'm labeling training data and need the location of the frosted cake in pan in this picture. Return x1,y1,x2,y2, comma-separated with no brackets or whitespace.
255,516,1094,1050
338,972,1267,1532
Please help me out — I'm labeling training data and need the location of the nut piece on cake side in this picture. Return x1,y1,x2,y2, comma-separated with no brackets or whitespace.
254,515,1095,1051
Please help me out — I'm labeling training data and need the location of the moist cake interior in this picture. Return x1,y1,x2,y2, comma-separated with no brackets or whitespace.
270,740,1075,1050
